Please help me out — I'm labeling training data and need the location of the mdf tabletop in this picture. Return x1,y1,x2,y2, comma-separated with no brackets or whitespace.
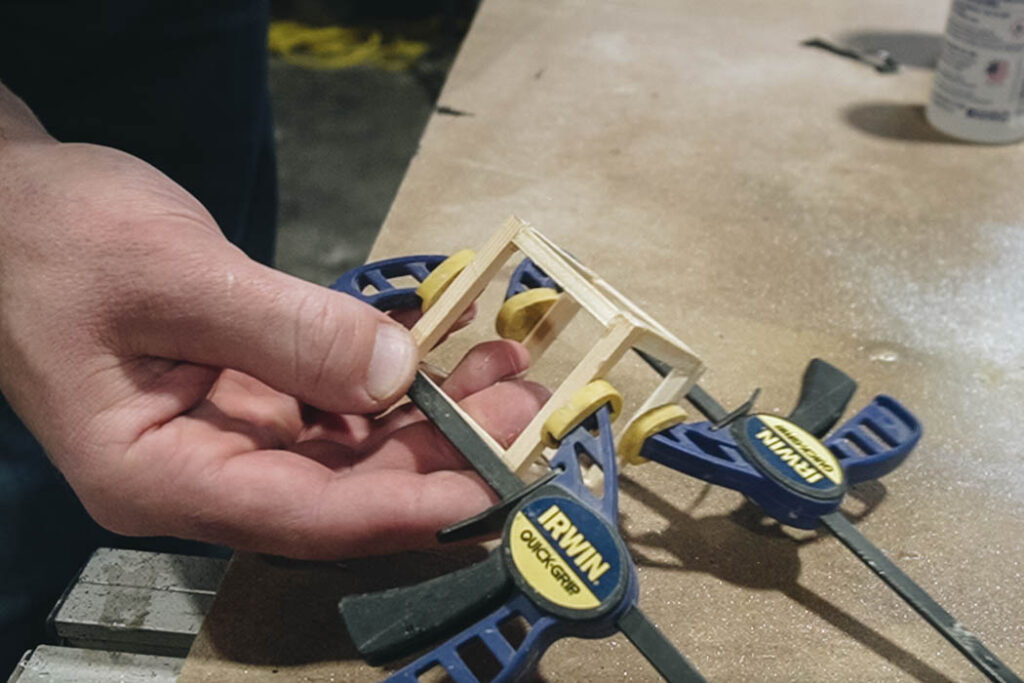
181,1,1024,680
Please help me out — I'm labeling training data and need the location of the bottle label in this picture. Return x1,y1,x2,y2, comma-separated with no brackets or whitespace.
932,0,1024,120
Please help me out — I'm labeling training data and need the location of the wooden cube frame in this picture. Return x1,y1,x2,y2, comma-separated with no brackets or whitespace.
411,216,705,475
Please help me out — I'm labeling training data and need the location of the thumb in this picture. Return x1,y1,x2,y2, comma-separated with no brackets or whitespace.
123,243,419,414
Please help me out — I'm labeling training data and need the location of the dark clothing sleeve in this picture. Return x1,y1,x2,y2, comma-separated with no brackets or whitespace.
0,0,277,263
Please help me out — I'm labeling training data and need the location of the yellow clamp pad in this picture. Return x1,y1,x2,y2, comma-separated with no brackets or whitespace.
619,404,688,466
495,288,560,341
542,380,623,448
416,249,476,312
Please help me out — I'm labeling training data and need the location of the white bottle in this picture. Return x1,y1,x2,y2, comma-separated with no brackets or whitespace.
927,0,1024,143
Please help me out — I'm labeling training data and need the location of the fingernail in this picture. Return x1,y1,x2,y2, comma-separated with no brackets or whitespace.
367,324,418,401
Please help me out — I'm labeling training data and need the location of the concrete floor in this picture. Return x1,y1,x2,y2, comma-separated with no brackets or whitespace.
268,0,480,286
270,60,435,284
268,0,478,282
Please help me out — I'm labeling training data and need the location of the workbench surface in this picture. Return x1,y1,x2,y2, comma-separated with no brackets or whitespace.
181,0,1024,680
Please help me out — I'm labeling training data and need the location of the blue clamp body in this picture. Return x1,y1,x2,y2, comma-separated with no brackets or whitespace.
642,398,921,528
506,257,561,298
329,254,446,309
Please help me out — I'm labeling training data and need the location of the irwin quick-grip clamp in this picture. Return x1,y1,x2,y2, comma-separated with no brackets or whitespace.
339,374,704,682
505,255,1021,683
331,252,703,681
637,359,1020,683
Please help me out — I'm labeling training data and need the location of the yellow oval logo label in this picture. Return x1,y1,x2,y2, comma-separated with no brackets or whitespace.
750,415,843,487
506,497,622,612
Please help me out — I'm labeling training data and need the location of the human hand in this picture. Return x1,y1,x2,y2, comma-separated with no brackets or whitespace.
0,110,546,559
